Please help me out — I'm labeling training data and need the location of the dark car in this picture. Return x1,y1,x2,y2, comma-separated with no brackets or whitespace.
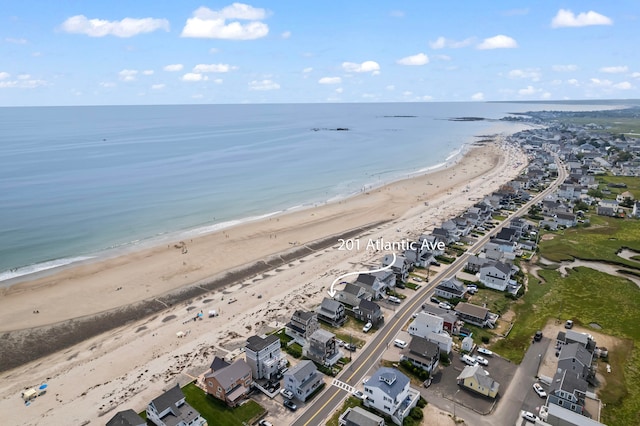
430,297,440,304
283,399,297,411
344,343,357,352
534,330,543,341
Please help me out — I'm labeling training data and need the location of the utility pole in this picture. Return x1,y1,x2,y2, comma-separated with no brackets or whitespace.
349,333,352,361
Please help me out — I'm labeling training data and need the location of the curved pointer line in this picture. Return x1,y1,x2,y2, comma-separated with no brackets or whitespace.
328,253,396,297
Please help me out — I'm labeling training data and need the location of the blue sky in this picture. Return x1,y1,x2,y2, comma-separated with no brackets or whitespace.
1,1,639,106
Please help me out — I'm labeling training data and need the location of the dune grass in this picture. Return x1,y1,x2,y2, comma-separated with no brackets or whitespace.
181,382,265,426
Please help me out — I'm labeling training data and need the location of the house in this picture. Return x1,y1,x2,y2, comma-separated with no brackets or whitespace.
245,334,287,380
338,406,385,426
284,360,324,402
335,282,371,308
418,234,446,256
435,277,467,300
555,213,578,228
542,403,607,426
557,329,596,351
408,312,453,353
317,297,347,326
454,303,497,328
465,255,488,274
420,305,458,334
432,228,458,245
456,364,499,398
363,367,420,425
547,369,588,415
479,261,512,292
355,273,386,299
558,343,594,382
209,356,230,373
632,201,640,218
204,359,252,407
616,190,634,203
285,310,320,346
304,329,342,367
382,254,410,282
371,269,397,291
400,336,440,374
353,299,384,326
106,409,145,426
146,384,206,426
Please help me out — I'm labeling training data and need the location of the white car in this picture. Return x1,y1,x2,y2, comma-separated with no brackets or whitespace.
475,356,489,366
353,390,367,401
388,296,401,304
280,388,293,399
522,411,538,423
394,339,408,349
362,322,373,333
438,302,452,310
476,347,493,356
413,277,423,282
533,383,547,398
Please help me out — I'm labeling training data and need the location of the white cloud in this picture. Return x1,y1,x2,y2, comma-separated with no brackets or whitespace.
118,69,138,81
99,82,116,88
0,77,46,89
17,74,31,80
421,95,433,101
32,52,42,57
518,85,536,96
551,79,562,85
471,92,484,101
477,35,518,50
318,77,341,85
541,92,552,99
429,36,474,49
434,54,451,61
552,64,578,72
193,63,237,73
402,91,413,96
613,81,632,90
386,85,395,91
632,72,640,79
600,66,628,74
151,84,165,90
60,15,169,37
209,48,220,54
335,87,343,94
302,67,313,73
181,4,269,40
142,70,154,75
551,9,613,28
5,37,27,44
281,31,291,39
0,72,11,80
589,78,612,87
508,68,541,81
396,53,429,66
192,94,204,99
213,78,223,84
342,61,380,74
182,73,208,82
249,79,280,91
163,64,184,72
568,79,579,86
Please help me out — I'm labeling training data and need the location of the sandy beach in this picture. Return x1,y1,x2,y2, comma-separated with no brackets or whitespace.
0,126,530,425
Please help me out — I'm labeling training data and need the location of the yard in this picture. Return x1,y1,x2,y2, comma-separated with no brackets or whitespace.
181,382,265,426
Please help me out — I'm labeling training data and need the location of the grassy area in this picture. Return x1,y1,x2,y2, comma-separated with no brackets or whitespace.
489,267,640,425
181,382,265,426
320,317,367,347
595,175,640,199
326,396,362,426
538,215,640,268
468,288,513,316
560,116,640,134
405,281,420,290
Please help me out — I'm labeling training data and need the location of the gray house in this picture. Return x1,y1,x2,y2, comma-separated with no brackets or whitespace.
558,342,594,382
284,360,324,402
146,384,206,426
479,261,512,292
353,299,384,326
304,329,341,367
435,277,467,300
382,254,410,282
285,310,320,346
317,297,347,326
339,406,385,426
106,409,145,426
400,336,440,374
547,369,588,415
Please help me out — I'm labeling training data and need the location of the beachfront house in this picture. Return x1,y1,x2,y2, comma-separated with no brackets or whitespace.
338,406,385,426
317,297,347,327
283,360,324,402
353,299,384,327
335,282,370,309
434,277,467,300
400,336,440,374
146,384,206,426
106,409,145,426
304,329,342,367
354,273,387,298
204,359,252,407
382,254,410,283
456,364,500,398
245,334,287,380
418,234,446,257
363,367,420,425
285,310,320,346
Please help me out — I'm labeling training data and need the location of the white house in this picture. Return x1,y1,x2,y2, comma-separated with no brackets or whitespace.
146,384,206,426
245,334,287,380
407,312,453,354
435,277,467,300
363,367,420,426
284,360,324,402
479,261,512,292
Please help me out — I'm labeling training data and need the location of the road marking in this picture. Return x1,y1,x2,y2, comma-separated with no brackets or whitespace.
331,378,357,394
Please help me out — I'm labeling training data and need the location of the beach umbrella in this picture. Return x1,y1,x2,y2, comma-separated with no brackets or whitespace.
39,384,48,390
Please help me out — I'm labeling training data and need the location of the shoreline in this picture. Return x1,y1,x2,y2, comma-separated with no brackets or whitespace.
0,130,530,425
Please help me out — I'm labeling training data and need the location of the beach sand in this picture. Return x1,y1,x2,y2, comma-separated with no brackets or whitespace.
0,127,530,425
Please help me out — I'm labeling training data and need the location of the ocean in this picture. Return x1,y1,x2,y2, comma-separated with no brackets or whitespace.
0,102,611,282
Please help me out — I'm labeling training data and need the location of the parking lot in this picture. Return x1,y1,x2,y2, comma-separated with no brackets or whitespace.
424,349,518,415
251,376,328,425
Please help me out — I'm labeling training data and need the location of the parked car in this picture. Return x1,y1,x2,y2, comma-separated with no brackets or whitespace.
353,390,367,401
461,354,477,366
438,302,452,310
344,343,357,352
533,383,547,398
565,320,574,329
362,322,373,333
430,297,440,304
394,339,408,349
413,276,423,282
475,356,489,366
476,347,493,356
395,282,406,289
283,399,298,411
388,296,401,304
521,411,538,422
258,420,273,426
534,330,543,341
280,388,294,399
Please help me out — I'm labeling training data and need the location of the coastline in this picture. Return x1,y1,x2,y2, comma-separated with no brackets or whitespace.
0,127,530,425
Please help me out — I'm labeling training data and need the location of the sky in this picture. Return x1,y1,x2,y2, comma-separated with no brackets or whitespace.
1,1,639,106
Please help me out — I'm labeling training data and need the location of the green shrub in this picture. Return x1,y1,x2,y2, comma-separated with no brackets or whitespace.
410,407,424,420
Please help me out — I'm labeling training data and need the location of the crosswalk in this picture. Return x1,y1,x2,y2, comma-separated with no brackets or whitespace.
331,378,357,395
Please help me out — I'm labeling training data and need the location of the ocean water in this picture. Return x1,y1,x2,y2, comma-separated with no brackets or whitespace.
0,102,608,282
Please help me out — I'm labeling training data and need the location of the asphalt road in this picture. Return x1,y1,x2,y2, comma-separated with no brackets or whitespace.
292,152,567,426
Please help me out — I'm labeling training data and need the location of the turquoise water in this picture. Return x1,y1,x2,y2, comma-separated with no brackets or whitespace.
0,102,590,281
